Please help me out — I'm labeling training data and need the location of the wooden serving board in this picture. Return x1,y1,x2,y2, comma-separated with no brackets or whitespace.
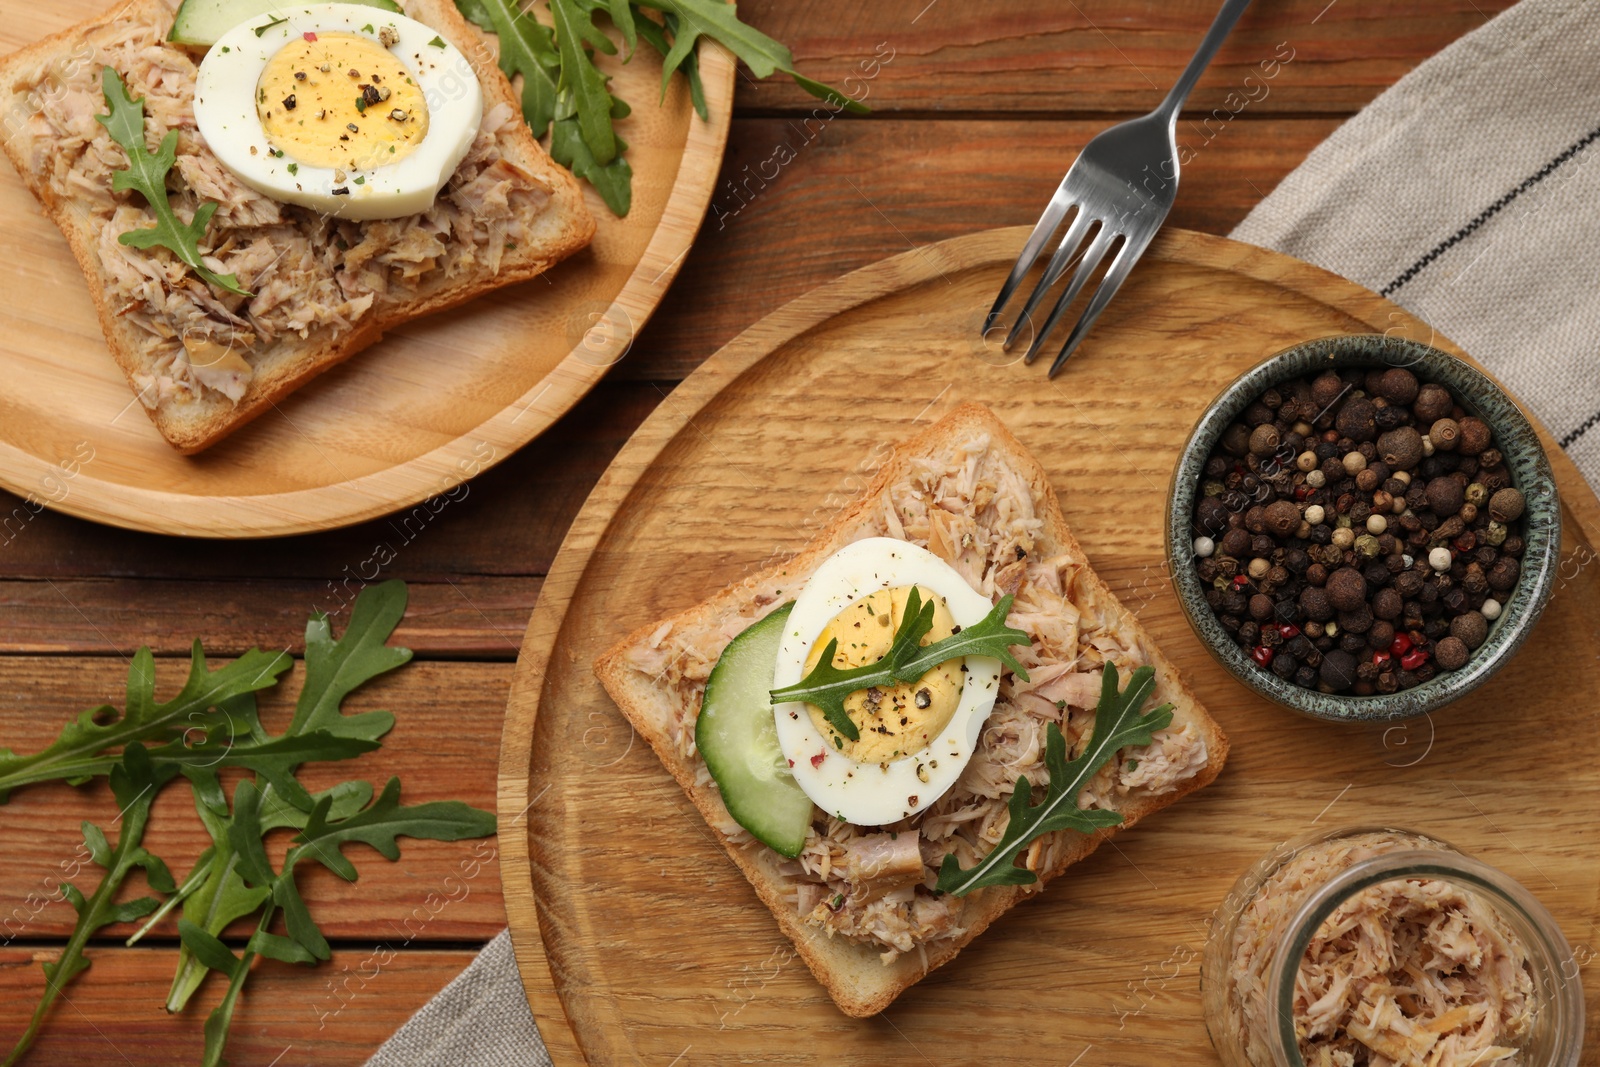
500,228,1600,1066
0,1,731,537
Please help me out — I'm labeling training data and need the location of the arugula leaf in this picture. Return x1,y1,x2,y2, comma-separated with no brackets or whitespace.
635,0,867,114
550,0,621,166
551,112,632,216
769,591,1031,742
636,13,705,118
455,0,561,137
934,664,1173,897
4,745,176,1067
0,643,292,802
164,582,408,1013
96,68,250,297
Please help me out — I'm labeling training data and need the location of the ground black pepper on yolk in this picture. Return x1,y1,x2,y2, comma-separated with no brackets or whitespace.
802,585,966,763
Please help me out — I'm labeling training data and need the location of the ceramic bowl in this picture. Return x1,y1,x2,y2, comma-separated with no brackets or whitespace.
1166,335,1560,722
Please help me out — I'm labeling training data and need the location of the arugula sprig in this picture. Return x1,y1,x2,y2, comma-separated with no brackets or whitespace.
455,0,862,216
0,644,292,802
1,581,497,1067
3,745,177,1067
935,663,1173,897
96,68,249,297
769,589,1030,743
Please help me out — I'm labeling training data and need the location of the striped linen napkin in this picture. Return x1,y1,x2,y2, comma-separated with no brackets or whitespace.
366,1,1599,1062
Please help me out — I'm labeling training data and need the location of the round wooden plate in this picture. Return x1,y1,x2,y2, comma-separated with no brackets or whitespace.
0,2,732,537
499,227,1600,1065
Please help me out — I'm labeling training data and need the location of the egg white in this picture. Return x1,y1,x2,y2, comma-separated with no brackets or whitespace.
194,3,483,220
773,537,1003,826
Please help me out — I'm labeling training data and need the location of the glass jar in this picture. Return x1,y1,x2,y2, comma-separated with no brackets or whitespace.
1201,825,1583,1067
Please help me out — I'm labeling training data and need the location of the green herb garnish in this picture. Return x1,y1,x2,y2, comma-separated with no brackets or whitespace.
454,0,862,216
428,34,446,47
769,588,1030,743
1,582,495,1067
96,68,249,297
287,162,298,175
253,14,289,36
362,22,375,32
934,663,1173,897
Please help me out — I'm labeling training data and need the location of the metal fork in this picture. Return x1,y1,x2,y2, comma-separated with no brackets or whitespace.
985,0,1253,377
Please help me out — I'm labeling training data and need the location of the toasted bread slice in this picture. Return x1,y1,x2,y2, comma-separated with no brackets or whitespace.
0,0,594,453
595,403,1229,1017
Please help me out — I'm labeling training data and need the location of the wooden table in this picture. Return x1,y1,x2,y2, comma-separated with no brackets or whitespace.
0,1,1517,1062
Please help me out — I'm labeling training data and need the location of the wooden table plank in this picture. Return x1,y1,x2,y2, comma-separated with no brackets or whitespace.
0,658,512,941
0,577,538,659
731,0,1512,115
0,946,483,1066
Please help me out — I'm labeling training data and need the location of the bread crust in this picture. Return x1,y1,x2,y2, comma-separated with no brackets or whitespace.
0,0,595,453
594,402,1229,1017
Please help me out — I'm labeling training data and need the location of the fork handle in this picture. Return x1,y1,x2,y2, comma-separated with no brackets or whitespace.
1155,0,1254,124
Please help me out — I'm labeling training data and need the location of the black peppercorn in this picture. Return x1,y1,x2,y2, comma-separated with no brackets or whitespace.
1271,651,1298,679
1311,371,1346,409
1502,535,1525,558
1221,423,1251,456
1336,397,1378,442
1249,594,1275,622
1238,621,1259,645
1320,650,1358,691
1295,665,1319,689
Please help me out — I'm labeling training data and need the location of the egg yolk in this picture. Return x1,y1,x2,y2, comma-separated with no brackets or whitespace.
255,32,428,173
804,585,966,764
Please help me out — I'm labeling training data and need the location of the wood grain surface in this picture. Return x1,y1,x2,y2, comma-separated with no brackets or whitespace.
0,2,1558,1064
0,0,733,538
501,227,1600,1065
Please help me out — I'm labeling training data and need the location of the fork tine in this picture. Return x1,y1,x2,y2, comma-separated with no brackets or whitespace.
1046,231,1153,378
1003,208,1094,351
983,187,1074,332
1021,226,1119,365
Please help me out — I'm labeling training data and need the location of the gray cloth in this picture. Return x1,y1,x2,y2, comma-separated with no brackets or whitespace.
363,930,550,1067
1231,0,1600,492
369,3,1600,1063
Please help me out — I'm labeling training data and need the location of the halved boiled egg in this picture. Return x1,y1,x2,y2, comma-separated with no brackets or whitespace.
773,538,1003,826
194,3,482,220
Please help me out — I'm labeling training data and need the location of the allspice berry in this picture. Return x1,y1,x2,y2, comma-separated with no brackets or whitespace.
1488,556,1520,591
1372,587,1403,621
1263,499,1301,537
1435,636,1470,671
1249,423,1281,457
1457,416,1492,455
1299,586,1334,622
1450,610,1489,649
1336,397,1378,442
1378,426,1424,470
1488,487,1525,522
1429,417,1460,451
1414,383,1454,423
1326,567,1368,612
1311,371,1346,409
1425,477,1465,518
1377,367,1419,405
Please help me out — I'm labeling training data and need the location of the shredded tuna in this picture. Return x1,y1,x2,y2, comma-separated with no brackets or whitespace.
1226,832,1534,1067
624,428,1207,959
3,2,553,406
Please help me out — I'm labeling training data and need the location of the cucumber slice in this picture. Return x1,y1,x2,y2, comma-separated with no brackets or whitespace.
696,602,814,858
170,0,404,46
